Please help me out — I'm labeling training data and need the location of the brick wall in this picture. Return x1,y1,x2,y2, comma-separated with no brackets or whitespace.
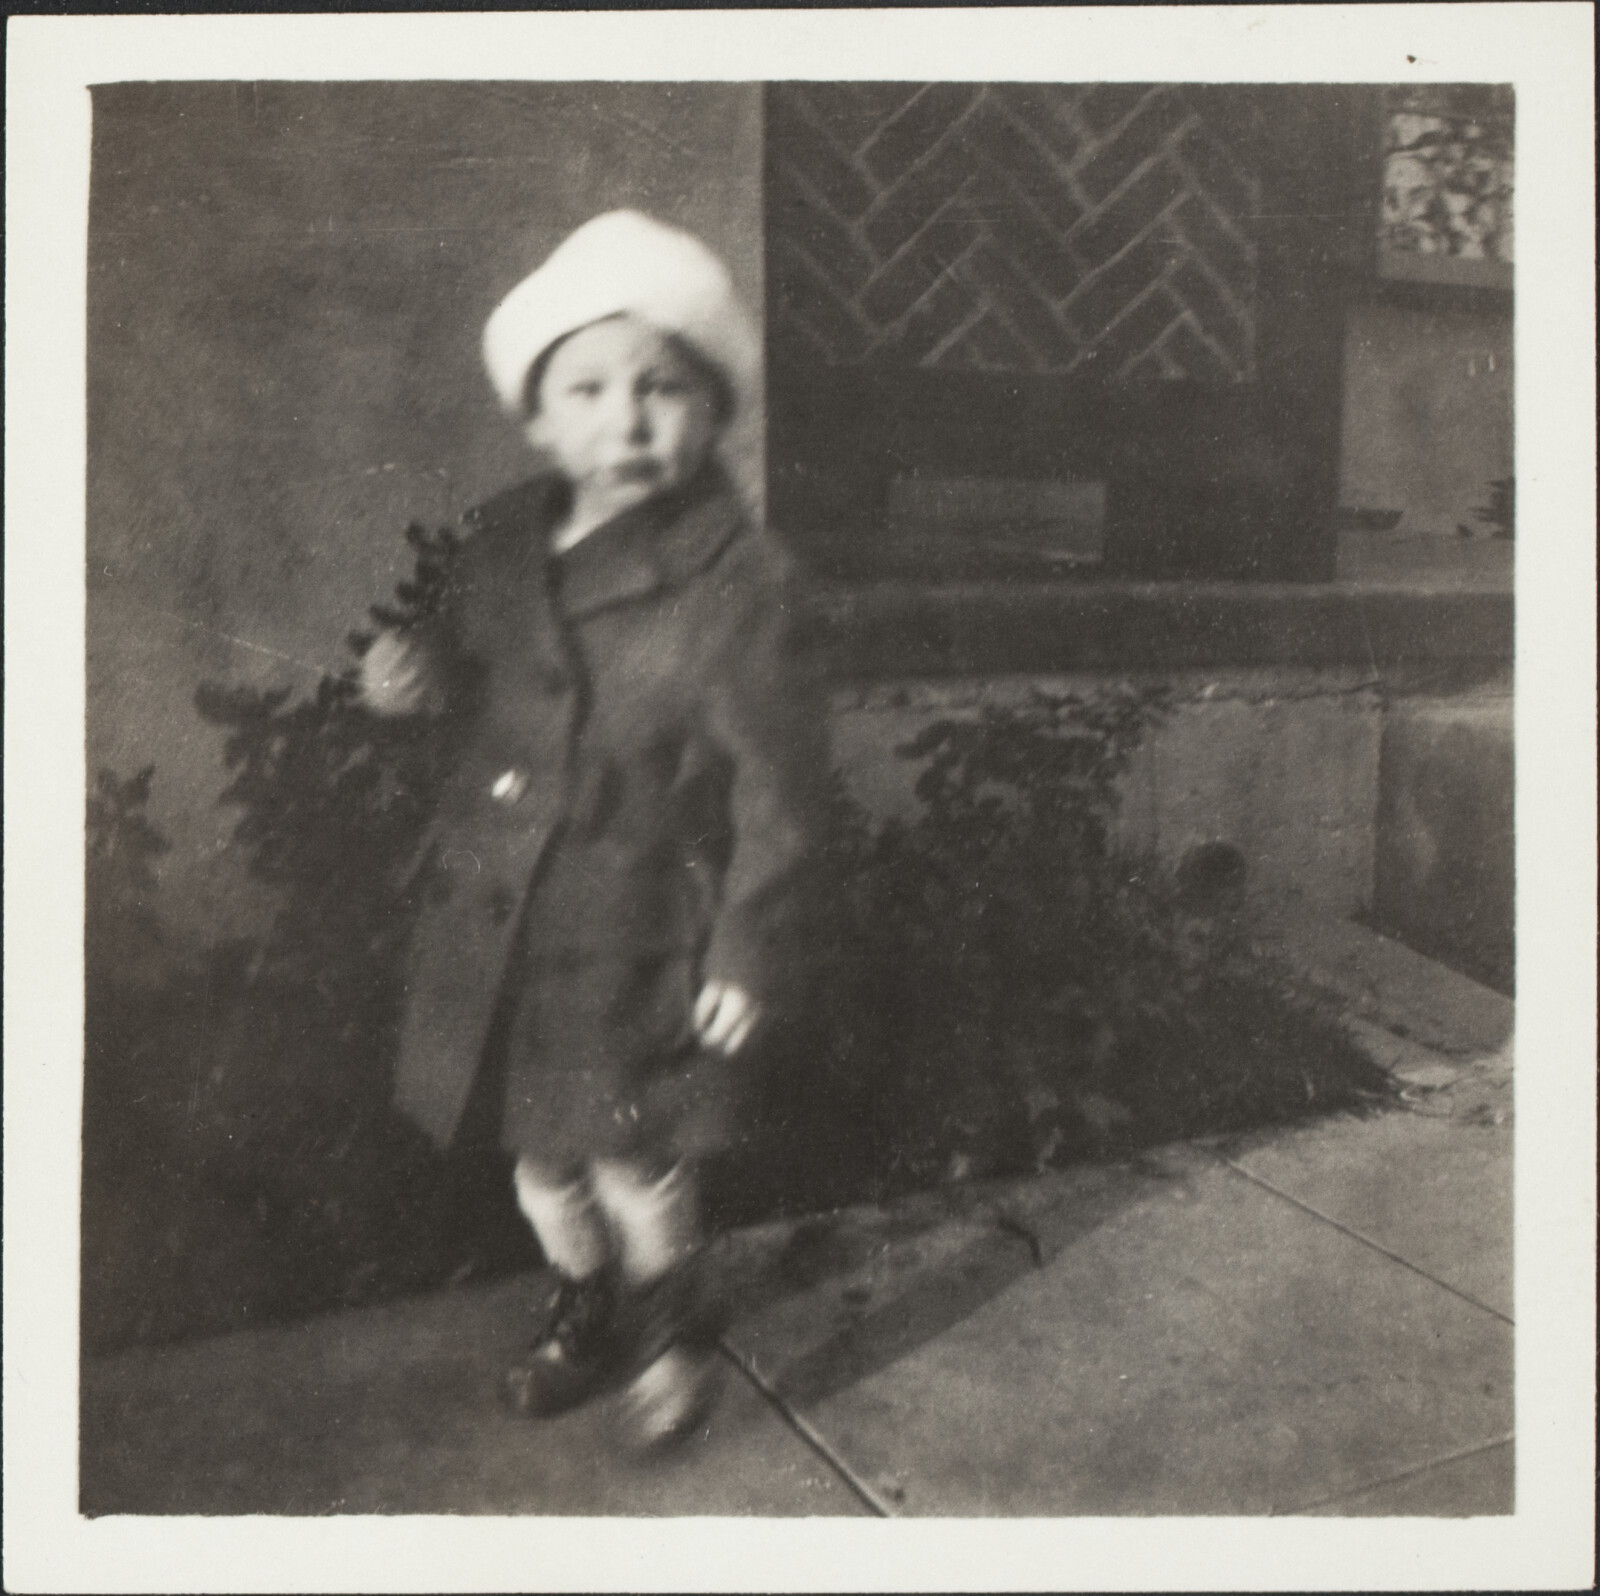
767,83,1260,382
766,83,1365,580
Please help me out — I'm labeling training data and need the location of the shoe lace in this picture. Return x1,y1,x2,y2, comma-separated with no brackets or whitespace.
545,1273,611,1357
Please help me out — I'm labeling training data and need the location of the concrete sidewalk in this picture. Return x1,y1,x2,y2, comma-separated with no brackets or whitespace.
80,922,1513,1518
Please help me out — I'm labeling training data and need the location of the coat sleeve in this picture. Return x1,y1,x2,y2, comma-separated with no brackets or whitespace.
358,532,478,720
696,538,831,1006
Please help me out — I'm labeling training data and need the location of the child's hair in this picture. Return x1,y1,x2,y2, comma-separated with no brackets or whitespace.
520,320,735,428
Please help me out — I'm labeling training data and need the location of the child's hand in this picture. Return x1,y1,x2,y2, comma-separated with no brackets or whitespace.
693,981,761,1055
360,630,429,716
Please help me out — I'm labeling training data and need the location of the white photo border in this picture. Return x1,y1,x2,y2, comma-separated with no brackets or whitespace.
6,6,1595,1591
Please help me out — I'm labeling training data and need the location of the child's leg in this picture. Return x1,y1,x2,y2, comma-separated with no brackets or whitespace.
590,1155,724,1447
501,1158,617,1419
512,1158,608,1279
588,1155,700,1288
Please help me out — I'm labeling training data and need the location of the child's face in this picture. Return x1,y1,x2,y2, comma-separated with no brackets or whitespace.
525,315,724,514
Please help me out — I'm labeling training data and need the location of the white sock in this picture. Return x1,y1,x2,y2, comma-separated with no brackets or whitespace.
512,1160,609,1280
590,1158,701,1287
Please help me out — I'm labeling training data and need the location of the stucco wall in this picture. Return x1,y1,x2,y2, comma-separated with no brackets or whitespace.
87,82,764,942
1338,297,1512,539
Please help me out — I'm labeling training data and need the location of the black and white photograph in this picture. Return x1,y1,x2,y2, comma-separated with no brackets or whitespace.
4,7,1595,1591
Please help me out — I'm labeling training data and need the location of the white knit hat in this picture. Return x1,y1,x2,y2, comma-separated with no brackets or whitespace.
482,210,759,420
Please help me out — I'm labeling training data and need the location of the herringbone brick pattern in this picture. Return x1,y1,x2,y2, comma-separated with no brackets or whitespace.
768,83,1260,381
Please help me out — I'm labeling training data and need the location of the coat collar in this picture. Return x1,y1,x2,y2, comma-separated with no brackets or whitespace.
548,464,746,620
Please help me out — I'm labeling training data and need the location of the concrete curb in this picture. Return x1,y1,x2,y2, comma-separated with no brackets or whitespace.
1250,897,1513,1059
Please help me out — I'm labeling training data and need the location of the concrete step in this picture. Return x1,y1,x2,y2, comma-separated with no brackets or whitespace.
1250,897,1514,1058
1372,691,1513,994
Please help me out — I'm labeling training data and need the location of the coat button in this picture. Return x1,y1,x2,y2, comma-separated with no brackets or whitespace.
490,768,529,804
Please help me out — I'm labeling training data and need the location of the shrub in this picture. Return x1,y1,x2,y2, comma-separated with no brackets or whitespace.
82,523,503,1352
736,685,1389,1211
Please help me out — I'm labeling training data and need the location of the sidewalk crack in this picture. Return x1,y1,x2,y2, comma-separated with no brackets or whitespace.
994,1207,1046,1267
1219,1159,1514,1325
1272,1432,1514,1516
718,1340,897,1517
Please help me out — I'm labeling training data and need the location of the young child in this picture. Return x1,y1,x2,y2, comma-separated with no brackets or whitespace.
361,211,825,1447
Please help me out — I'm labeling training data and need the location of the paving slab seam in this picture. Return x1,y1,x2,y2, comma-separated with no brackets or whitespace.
1270,1431,1515,1516
1219,1157,1514,1325
717,1340,896,1518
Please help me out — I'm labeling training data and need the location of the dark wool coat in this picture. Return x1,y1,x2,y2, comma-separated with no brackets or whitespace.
389,465,827,1161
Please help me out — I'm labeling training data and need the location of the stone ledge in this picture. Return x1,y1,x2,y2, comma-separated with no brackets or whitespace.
807,580,1512,679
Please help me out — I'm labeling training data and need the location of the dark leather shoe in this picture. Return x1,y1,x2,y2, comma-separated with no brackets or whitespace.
612,1254,729,1376
609,1256,729,1451
616,1345,724,1452
500,1270,618,1419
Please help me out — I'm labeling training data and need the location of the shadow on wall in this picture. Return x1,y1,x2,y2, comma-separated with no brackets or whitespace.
88,80,766,949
